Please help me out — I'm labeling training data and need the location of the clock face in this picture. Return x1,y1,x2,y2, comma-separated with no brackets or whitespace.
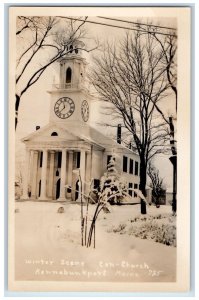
54,97,75,119
81,100,89,122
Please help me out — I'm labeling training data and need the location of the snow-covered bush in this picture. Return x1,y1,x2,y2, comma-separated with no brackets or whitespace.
109,213,176,247
129,213,175,223
128,221,176,247
107,223,127,234
99,156,127,205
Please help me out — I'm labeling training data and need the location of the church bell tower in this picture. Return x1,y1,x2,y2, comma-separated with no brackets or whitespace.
48,41,91,125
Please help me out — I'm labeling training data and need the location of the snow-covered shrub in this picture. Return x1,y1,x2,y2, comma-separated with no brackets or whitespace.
129,213,174,223
89,190,99,204
107,223,127,234
99,156,127,205
113,223,127,233
109,213,176,247
128,221,176,247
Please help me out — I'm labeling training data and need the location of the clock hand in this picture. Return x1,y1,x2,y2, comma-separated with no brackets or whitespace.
60,104,66,112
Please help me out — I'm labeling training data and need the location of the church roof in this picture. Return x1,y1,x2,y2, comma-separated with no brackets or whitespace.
22,122,138,156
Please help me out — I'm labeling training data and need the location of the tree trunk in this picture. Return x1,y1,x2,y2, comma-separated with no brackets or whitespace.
139,159,147,214
169,117,177,213
15,94,20,130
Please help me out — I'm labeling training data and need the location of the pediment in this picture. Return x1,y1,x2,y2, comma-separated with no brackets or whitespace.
21,122,82,143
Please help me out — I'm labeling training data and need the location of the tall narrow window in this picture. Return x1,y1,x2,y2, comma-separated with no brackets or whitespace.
40,151,43,168
107,155,112,166
123,156,128,172
76,152,81,168
66,67,72,83
93,179,100,191
57,152,62,168
135,161,139,175
128,183,133,196
69,45,73,53
134,184,138,197
107,155,115,168
129,159,134,174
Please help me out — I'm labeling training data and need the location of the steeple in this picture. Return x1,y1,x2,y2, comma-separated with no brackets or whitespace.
58,41,87,90
48,41,91,125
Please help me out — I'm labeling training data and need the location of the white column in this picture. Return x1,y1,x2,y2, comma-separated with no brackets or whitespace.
85,151,92,195
48,151,55,199
67,151,73,198
39,149,48,200
30,150,39,199
58,149,67,201
21,148,31,199
79,150,86,201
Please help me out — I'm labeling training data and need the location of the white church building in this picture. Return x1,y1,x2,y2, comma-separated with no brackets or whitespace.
20,44,141,203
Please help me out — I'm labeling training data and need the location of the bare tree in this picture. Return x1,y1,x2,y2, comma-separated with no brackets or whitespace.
15,16,91,130
152,32,177,213
138,25,177,212
147,162,166,206
91,31,173,214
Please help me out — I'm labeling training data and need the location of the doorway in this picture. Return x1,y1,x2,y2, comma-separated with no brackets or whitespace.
56,178,61,199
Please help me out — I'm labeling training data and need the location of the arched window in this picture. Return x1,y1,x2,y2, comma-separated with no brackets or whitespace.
51,132,58,136
69,45,73,53
65,67,72,83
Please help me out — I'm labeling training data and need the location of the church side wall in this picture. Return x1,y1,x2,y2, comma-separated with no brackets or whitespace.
91,149,104,180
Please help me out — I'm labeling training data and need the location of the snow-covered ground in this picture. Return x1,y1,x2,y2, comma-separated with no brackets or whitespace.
15,201,176,282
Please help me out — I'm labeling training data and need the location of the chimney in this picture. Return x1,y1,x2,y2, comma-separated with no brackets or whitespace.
117,124,122,144
36,126,40,131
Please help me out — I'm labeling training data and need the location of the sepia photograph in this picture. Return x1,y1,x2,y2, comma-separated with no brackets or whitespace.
8,6,191,292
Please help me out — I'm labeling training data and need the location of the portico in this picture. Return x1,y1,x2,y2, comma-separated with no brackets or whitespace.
21,135,92,202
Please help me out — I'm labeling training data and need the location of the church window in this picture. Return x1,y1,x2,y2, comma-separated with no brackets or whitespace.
57,152,62,168
40,152,43,167
76,152,80,168
135,161,139,176
128,182,133,196
107,155,115,168
129,159,134,174
69,45,73,53
51,132,58,136
93,179,100,191
123,156,128,172
66,67,72,83
75,48,78,54
107,155,112,166
134,183,138,197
